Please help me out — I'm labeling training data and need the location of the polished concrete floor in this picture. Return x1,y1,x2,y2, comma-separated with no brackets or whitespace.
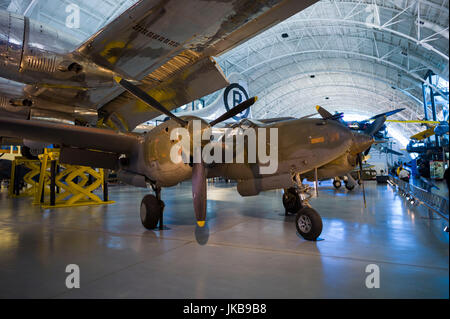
0,180,448,298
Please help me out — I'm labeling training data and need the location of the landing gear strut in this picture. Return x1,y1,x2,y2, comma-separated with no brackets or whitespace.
140,185,165,230
282,173,323,241
282,187,302,215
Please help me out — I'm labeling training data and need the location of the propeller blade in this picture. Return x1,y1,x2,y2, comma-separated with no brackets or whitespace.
192,162,207,227
298,113,317,120
315,105,333,119
209,96,257,127
357,153,367,208
114,77,187,127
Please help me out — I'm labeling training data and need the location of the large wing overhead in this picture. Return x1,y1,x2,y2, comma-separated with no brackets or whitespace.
19,0,318,131
83,0,319,130
76,0,319,80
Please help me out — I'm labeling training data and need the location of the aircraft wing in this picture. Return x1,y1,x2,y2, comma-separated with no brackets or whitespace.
369,108,405,120
75,0,316,80
372,143,403,156
410,127,436,141
0,117,139,155
75,0,319,131
18,0,319,132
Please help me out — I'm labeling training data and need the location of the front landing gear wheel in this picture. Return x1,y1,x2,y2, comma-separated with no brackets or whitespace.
295,207,323,241
282,188,302,215
333,180,341,189
140,194,164,229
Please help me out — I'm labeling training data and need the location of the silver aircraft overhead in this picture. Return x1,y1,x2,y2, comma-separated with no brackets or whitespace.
0,0,319,129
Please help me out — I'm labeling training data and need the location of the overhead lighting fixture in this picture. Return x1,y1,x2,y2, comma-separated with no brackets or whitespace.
281,33,289,38
310,75,315,78
325,97,329,100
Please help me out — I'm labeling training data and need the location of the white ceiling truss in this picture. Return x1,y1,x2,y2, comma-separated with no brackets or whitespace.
216,0,449,138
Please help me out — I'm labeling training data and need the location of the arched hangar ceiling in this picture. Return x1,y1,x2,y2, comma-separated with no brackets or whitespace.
216,0,449,138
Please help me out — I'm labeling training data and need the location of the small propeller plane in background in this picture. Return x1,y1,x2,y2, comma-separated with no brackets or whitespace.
314,107,405,138
385,119,449,141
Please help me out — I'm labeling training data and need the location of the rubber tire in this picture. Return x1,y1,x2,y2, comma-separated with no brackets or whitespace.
282,187,302,214
333,180,341,189
140,194,163,229
344,182,355,191
295,207,323,241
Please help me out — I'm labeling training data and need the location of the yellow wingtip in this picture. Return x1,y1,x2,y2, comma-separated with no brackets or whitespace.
113,76,122,84
197,221,205,227
254,96,258,102
315,105,321,111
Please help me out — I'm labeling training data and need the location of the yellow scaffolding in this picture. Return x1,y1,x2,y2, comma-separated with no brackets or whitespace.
35,149,114,208
8,157,41,198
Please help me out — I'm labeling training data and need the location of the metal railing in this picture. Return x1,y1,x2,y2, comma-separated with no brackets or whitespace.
388,176,449,222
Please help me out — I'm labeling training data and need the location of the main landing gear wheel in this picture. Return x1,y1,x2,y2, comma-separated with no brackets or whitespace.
140,194,164,229
295,207,323,241
282,187,302,215
344,182,355,191
333,180,341,189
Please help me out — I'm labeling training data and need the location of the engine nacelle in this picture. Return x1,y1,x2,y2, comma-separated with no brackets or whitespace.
0,11,118,87
0,95,29,119
140,118,197,187
237,173,293,196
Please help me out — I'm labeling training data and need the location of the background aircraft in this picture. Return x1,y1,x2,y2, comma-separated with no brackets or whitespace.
315,107,405,138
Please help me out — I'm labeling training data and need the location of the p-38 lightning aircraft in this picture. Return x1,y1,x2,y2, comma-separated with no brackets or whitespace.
0,97,375,241
0,0,376,241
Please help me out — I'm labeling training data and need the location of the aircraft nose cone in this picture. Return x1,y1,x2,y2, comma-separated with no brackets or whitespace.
350,133,374,154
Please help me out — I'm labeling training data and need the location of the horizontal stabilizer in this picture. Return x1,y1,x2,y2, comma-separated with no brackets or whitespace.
0,118,139,155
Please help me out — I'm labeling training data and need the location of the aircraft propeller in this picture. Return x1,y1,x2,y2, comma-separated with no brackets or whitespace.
115,77,257,227
114,77,188,126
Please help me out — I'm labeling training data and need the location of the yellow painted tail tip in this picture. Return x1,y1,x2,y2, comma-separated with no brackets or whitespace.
113,76,122,83
315,105,321,111
197,221,205,227
254,96,258,101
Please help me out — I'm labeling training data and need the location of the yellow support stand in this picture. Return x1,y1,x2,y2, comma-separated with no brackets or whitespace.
35,149,114,208
8,156,41,198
